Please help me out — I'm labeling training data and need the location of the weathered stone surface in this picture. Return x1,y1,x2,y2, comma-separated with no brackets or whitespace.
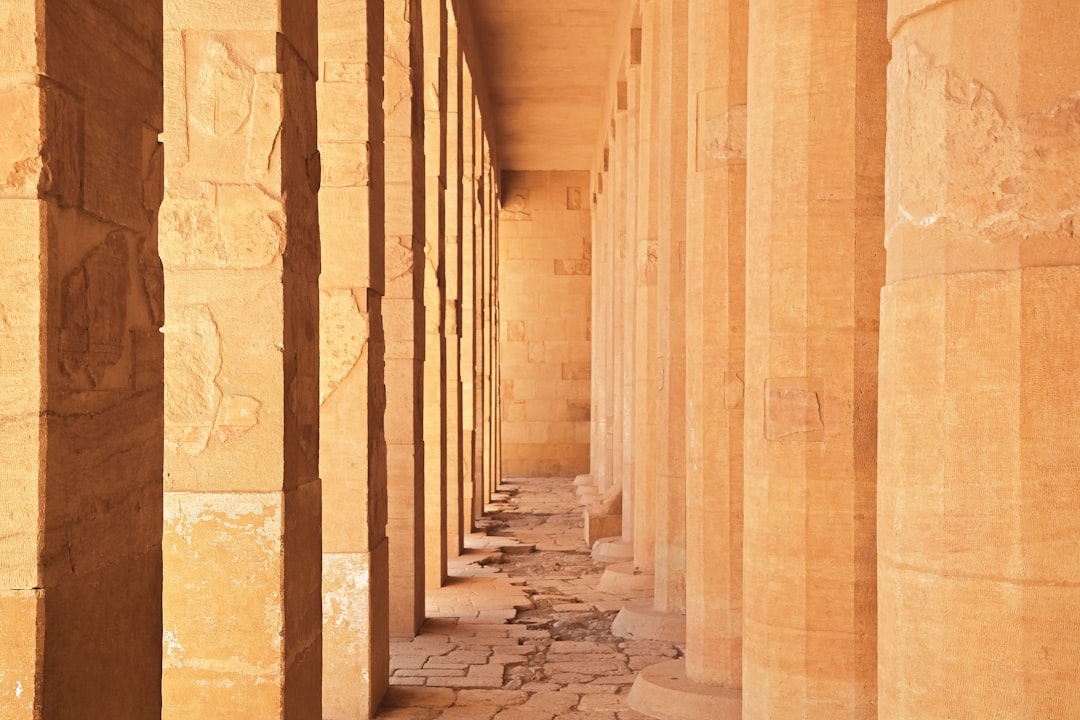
499,171,592,478
0,2,165,717
162,2,322,717
742,1,886,718
879,5,1080,719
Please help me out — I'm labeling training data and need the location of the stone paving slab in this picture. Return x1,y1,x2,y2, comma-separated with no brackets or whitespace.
375,477,684,720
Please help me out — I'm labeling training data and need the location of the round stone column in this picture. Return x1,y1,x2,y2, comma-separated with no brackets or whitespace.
628,0,747,716
880,2,1080,718
742,0,887,717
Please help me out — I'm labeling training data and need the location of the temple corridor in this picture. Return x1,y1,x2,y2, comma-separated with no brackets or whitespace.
3,0,1080,719
374,475,678,720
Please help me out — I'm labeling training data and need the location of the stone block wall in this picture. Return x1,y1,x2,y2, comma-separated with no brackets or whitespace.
498,170,592,478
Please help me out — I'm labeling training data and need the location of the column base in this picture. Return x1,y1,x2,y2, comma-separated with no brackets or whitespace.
611,600,686,642
590,537,634,563
598,562,653,593
628,660,741,720
577,488,601,505
584,511,622,546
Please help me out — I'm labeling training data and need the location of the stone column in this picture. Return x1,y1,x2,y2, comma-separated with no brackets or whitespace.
482,143,498,499
629,1,747,717
633,0,659,576
880,2,1080,718
470,108,486,516
0,2,164,717
654,0,690,627
600,130,617,497
487,155,501,495
605,7,659,594
318,0,390,715
593,76,635,565
589,155,609,495
383,0,426,637
741,0,886,717
444,14,465,558
615,0,691,643
621,39,640,555
478,138,493,505
459,72,478,532
161,0,322,716
422,0,449,591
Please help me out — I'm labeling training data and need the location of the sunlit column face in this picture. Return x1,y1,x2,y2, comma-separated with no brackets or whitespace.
160,0,321,716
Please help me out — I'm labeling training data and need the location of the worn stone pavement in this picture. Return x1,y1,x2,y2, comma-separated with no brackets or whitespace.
374,477,683,720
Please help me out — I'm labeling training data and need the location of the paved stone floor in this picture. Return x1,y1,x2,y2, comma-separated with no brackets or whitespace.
375,476,683,720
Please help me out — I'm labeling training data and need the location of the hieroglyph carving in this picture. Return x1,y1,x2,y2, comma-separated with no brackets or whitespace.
59,232,130,386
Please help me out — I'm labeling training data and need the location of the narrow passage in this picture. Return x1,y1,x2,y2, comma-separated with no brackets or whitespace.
375,477,683,719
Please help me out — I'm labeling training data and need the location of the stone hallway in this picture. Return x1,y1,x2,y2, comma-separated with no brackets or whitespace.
375,477,679,720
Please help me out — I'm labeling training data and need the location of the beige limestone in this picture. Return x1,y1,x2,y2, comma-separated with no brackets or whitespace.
318,0,390,715
499,171,592,477
161,1,322,716
0,2,165,717
880,2,1080,718
742,0,886,717
384,0,426,637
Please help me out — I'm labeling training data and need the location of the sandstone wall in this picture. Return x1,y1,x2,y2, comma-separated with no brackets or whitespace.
498,170,592,478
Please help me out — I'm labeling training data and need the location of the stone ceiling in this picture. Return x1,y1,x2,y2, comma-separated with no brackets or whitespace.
465,1,625,171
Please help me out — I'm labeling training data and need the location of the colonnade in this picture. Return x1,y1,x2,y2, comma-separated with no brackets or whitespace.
4,0,1080,718
586,1,1080,719
0,0,501,718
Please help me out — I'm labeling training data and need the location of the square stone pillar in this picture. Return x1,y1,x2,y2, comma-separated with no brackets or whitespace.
459,69,478,532
470,109,486,516
318,0,390,716
881,2,1080,718
742,0,886,717
0,2,164,717
422,0,449,591
160,0,322,717
444,14,465,558
476,137,491,505
481,143,497,499
484,162,495,497
383,0,426,637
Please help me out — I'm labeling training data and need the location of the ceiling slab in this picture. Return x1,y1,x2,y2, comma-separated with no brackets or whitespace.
465,1,625,171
